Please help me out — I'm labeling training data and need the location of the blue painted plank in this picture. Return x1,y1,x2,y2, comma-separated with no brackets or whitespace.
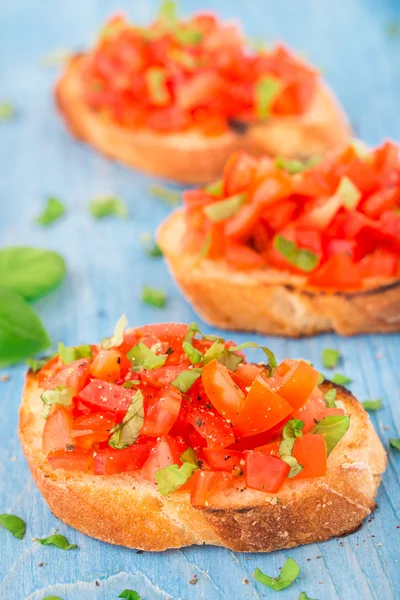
0,1,400,599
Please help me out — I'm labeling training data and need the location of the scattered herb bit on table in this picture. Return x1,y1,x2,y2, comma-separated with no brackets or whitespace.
34,533,77,550
362,399,382,411
141,285,167,308
0,514,26,539
89,196,128,219
322,348,340,369
36,196,66,226
253,557,300,590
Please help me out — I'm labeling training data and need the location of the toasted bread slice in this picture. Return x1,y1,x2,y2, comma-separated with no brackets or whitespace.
20,371,386,552
158,210,400,336
55,55,350,184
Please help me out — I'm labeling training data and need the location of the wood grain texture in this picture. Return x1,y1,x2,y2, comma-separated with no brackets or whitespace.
0,0,399,599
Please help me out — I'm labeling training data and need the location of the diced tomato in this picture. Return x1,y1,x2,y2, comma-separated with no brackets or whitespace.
292,387,326,433
202,360,244,421
275,359,297,378
380,209,400,240
190,470,234,506
37,355,63,387
183,189,212,210
362,188,399,218
204,221,226,259
42,406,74,454
295,229,322,255
78,379,137,416
48,449,94,473
233,376,293,437
225,242,265,270
43,358,90,396
297,194,343,231
359,248,398,279
94,440,155,475
292,434,327,479
277,360,320,410
141,384,182,437
307,252,362,290
255,440,280,456
203,447,243,472
261,198,297,231
139,365,186,388
321,407,345,418
223,152,258,196
235,363,267,385
141,435,185,482
325,238,356,259
244,451,290,493
70,413,116,449
185,403,235,448
90,349,130,382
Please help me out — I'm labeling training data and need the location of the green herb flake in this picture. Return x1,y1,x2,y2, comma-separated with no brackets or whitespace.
229,342,277,370
101,314,128,350
184,321,223,344
322,348,340,369
317,372,325,385
35,533,77,550
362,398,382,411
41,385,73,418
155,461,199,496
36,197,66,226
89,196,128,219
174,28,203,45
127,342,167,370
180,447,199,466
0,514,26,539
255,76,281,120
389,438,400,451
158,0,177,28
274,235,319,272
205,179,223,196
58,342,92,364
203,193,246,223
311,415,350,455
337,176,361,209
275,155,321,174
298,593,316,600
171,368,203,393
253,558,300,591
146,67,169,104
324,388,337,408
26,356,50,372
109,390,144,449
149,184,180,206
0,103,16,122
119,590,142,600
141,285,167,308
331,373,351,385
140,233,163,257
183,341,203,364
122,380,140,389
279,419,304,478
42,596,63,600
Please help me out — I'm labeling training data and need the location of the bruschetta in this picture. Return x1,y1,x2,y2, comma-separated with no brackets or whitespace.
55,7,350,183
158,141,400,335
19,320,386,551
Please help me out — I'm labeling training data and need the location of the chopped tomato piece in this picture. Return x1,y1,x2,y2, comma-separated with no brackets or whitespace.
42,406,74,454
141,435,185,482
43,358,90,396
223,152,258,196
362,188,399,218
293,388,326,433
235,363,267,385
48,449,94,473
359,248,398,279
70,413,116,449
244,451,290,493
292,434,327,479
186,403,235,448
307,252,362,290
204,222,226,259
94,440,155,475
78,379,138,416
141,384,182,437
255,441,280,456
277,360,320,410
202,360,244,421
90,349,130,382
140,365,187,388
275,359,297,378
225,242,265,270
203,448,243,472
190,470,234,507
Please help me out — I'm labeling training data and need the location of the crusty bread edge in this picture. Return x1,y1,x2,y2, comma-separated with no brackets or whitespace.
19,371,386,552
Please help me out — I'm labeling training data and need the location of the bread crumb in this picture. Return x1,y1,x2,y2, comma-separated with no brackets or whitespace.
242,578,249,584
189,574,198,585
1,374,10,382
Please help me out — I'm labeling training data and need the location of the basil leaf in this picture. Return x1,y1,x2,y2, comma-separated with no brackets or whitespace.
171,368,203,393
109,390,144,449
158,0,177,28
275,155,321,174
337,176,361,209
281,455,304,478
298,593,316,600
58,342,92,364
41,385,73,418
0,247,66,300
0,288,51,367
322,348,340,369
180,447,199,466
389,438,400,451
101,314,128,349
184,322,224,344
0,514,26,539
26,356,52,372
119,590,141,600
311,415,350,455
140,233,163,257
147,67,169,104
122,380,140,389
253,558,300,591
141,285,167,308
183,341,203,364
201,340,226,364
149,184,180,206
42,596,63,600
274,236,319,272
362,398,382,411
205,179,223,196
229,342,277,369
35,533,77,550
283,419,304,439
203,193,246,222
279,419,304,477
175,27,203,45
324,388,337,408
155,461,199,496
255,76,281,119
331,373,351,385
36,196,66,226
89,196,128,219
0,102,15,121
317,372,325,385
127,342,167,370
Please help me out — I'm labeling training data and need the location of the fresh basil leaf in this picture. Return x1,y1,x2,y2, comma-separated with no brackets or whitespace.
283,419,304,439
0,288,51,367
26,356,52,372
183,341,203,364
317,372,325,385
58,342,92,364
119,590,141,600
0,102,16,121
203,193,246,222
155,461,199,496
331,373,351,385
281,455,304,478
279,419,304,477
185,322,224,344
274,236,319,272
255,76,281,119
122,380,140,389
171,368,203,393
140,233,163,257
322,348,340,369
337,176,361,209
127,342,167,370
141,285,167,308
229,342,277,369
324,388,337,408
158,0,177,28
275,155,321,174
0,247,66,301
362,398,382,411
35,533,77,550
205,179,223,197
101,314,128,349
36,196,66,226
0,514,26,539
298,593,316,600
149,184,180,206
41,385,73,418
89,196,128,219
174,28,203,45
109,390,144,449
253,558,300,590
389,438,400,451
180,447,199,466
42,596,63,600
311,415,350,455
201,340,226,364
147,67,169,104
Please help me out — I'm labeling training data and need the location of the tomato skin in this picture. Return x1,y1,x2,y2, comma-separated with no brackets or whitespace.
141,384,182,437
359,248,399,279
43,358,90,396
139,365,186,389
141,435,185,482
277,360,320,410
185,404,236,448
362,188,399,218
48,449,94,473
70,413,116,449
90,349,130,382
225,242,265,270
78,379,138,416
244,451,290,493
223,152,258,196
235,363,267,385
307,252,362,290
202,360,244,422
94,440,155,475
292,388,326,433
203,448,243,472
42,406,74,454
190,470,234,507
37,355,63,387
292,434,327,479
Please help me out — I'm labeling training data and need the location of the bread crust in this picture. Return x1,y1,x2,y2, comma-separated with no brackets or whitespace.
19,370,386,552
158,210,400,336
55,55,350,184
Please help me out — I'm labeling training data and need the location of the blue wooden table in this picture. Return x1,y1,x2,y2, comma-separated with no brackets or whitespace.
1,1,399,598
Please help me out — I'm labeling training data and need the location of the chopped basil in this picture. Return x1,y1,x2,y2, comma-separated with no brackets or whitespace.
337,176,361,209
322,348,340,369
26,356,51,372
109,390,144,449
155,461,199,496
119,590,142,600
128,342,168,370
180,447,199,466
158,0,177,28
149,184,180,206
42,596,63,600
275,155,321,174
122,380,140,389
101,314,128,349
324,388,337,408
0,514,26,539
141,285,167,308
311,415,350,455
205,179,223,196
89,196,128,219
317,372,325,385
35,533,77,550
253,558,300,591
255,76,281,120
174,28,203,45
147,67,169,104
274,236,319,272
203,193,246,222
298,593,316,600
140,233,163,257
36,197,66,226
331,373,351,385
184,322,223,344
171,368,203,392
58,342,92,364
182,341,203,365
0,103,15,122
362,398,382,411
389,438,400,451
279,419,304,478
41,385,73,418
229,342,277,370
